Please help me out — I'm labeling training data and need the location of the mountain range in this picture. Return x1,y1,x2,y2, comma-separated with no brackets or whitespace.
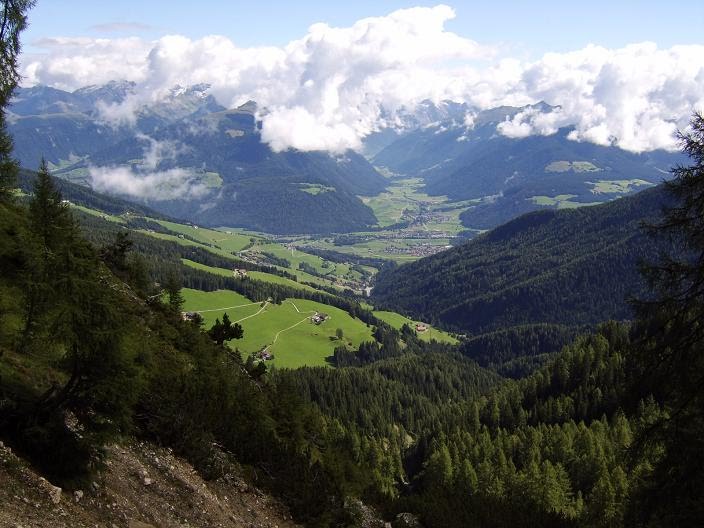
370,101,684,229
9,82,685,235
9,83,386,234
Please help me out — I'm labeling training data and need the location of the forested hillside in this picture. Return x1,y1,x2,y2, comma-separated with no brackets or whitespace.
0,167,414,525
2,3,703,526
373,186,670,334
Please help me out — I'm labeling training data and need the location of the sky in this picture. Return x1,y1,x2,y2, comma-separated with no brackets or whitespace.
23,1,704,58
16,1,704,154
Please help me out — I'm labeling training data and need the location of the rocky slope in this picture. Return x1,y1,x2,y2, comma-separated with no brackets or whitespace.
0,440,300,528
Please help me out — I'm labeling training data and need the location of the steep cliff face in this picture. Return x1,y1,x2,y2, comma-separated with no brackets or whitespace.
0,440,300,528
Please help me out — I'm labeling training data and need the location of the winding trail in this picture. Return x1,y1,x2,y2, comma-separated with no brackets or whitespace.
233,301,270,324
261,300,329,353
191,298,332,355
195,301,262,313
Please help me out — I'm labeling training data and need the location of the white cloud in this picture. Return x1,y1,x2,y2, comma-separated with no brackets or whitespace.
89,165,207,200
135,134,188,170
19,6,704,153
88,134,198,200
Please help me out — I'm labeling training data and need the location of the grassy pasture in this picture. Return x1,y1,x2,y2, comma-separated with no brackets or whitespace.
589,179,653,194
155,220,255,252
298,183,335,195
373,310,459,344
181,289,374,368
529,195,602,209
181,259,320,293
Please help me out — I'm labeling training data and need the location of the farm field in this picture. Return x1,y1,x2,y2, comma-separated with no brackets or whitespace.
302,236,452,262
359,177,448,227
589,179,653,194
71,204,126,223
137,229,242,260
373,310,459,344
181,258,325,293
245,242,369,283
181,289,375,368
155,219,256,252
529,195,602,209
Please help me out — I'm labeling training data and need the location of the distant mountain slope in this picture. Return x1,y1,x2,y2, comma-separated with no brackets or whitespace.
9,84,387,234
372,186,670,334
371,102,682,230
17,169,169,219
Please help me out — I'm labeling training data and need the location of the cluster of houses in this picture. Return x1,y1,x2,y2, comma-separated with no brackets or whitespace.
311,312,329,325
233,268,248,278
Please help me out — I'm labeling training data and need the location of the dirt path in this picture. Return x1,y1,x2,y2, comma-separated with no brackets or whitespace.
195,301,262,313
233,301,270,324
286,300,316,315
193,300,329,354
261,301,328,353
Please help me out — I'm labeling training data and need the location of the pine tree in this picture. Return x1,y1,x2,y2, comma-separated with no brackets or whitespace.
208,312,243,346
19,161,74,351
164,272,184,313
0,0,35,199
28,160,72,254
628,112,704,527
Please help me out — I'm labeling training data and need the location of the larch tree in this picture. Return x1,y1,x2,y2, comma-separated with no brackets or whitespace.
0,0,35,199
628,112,704,527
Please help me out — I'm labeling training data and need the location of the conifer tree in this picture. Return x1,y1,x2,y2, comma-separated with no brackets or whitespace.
19,161,74,351
0,0,35,199
208,312,243,346
628,112,704,527
164,272,185,313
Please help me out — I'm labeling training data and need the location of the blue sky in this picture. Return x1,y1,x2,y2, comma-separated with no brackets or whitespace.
24,1,704,58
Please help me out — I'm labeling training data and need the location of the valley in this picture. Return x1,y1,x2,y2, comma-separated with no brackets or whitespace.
48,188,456,370
2,4,703,526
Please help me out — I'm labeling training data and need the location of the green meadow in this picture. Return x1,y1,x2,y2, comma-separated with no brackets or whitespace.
71,204,126,223
589,179,653,194
373,310,459,344
359,177,449,227
529,195,602,209
181,289,374,368
155,219,255,252
181,258,321,293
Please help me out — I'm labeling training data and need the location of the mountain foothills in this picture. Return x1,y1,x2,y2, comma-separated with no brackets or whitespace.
8,84,685,236
372,185,670,335
1,123,703,526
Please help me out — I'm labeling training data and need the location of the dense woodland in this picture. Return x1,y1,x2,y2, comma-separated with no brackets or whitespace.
373,186,672,335
1,3,703,526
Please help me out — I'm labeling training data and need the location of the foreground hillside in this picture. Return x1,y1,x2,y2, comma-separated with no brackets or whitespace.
0,440,300,528
373,186,669,334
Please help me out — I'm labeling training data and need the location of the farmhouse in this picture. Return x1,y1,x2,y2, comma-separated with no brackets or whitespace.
233,268,248,278
415,323,428,333
311,312,329,325
258,350,273,361
181,311,199,322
